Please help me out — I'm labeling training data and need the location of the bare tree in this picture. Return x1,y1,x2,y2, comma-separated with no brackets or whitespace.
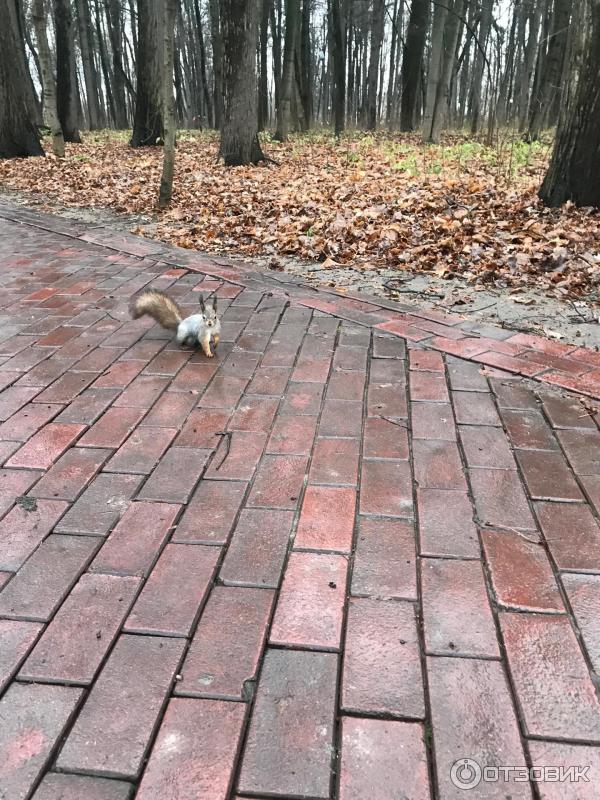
104,0,130,127
299,0,313,128
330,0,345,136
219,0,265,164
158,0,178,207
76,0,103,128
275,0,300,140
528,0,572,139
55,0,82,141
0,0,43,157
208,0,223,128
422,0,447,141
259,0,271,130
131,0,164,146
32,0,64,156
366,0,385,129
401,0,429,131
469,0,493,133
423,0,464,143
516,0,542,131
539,1,600,207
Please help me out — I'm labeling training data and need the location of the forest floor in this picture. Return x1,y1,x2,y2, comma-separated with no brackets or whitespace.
1,129,599,346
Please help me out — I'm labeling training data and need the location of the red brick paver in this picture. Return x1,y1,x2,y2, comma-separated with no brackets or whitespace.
0,203,599,799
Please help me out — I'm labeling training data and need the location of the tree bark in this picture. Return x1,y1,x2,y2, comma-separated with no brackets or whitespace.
457,0,476,126
94,0,116,123
528,0,572,138
299,0,313,128
386,0,398,125
104,0,129,128
55,0,82,141
275,0,300,140
190,0,213,127
423,0,465,143
422,0,448,141
219,0,265,164
32,0,64,156
330,0,345,136
0,0,44,157
259,0,271,130
158,0,178,207
131,0,164,146
496,0,519,125
517,0,542,132
271,0,283,113
366,0,384,129
208,0,223,129
469,0,493,133
76,0,103,129
173,11,187,123
539,1,600,207
401,0,429,131
17,0,43,124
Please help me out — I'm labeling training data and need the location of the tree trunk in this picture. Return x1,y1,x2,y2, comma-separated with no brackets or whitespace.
517,0,542,132
0,0,44,157
469,0,493,133
496,0,519,125
173,13,187,123
131,0,163,146
32,0,64,155
158,0,178,207
330,0,345,136
219,0,265,165
457,0,476,126
299,0,313,127
401,0,429,131
16,0,43,124
191,0,213,127
275,0,300,140
366,0,384,129
105,0,129,127
259,0,271,130
386,0,398,125
94,0,115,123
208,0,223,129
76,0,102,129
423,0,466,142
422,0,448,141
429,0,464,142
55,0,82,141
271,0,283,113
539,1,600,207
528,0,572,139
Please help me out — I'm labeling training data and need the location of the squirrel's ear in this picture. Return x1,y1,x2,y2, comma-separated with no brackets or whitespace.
198,294,205,312
212,294,218,311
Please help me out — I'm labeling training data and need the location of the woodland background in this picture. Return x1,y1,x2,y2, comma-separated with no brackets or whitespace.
0,0,598,309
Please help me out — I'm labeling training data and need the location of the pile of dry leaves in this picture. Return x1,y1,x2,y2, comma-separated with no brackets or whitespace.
1,130,598,299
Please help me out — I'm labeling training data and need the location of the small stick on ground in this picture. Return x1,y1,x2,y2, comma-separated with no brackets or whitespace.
213,431,232,471
378,415,408,428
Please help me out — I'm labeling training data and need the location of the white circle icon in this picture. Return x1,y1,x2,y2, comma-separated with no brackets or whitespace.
450,758,482,790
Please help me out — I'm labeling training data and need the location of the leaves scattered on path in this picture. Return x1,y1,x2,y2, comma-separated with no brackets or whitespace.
1,130,598,299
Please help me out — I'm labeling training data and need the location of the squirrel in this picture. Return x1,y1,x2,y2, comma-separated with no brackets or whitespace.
130,289,220,357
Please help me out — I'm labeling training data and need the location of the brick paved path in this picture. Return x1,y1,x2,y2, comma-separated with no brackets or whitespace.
0,201,599,799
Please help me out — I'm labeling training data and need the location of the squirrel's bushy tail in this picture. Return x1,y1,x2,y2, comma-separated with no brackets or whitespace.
130,290,183,331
